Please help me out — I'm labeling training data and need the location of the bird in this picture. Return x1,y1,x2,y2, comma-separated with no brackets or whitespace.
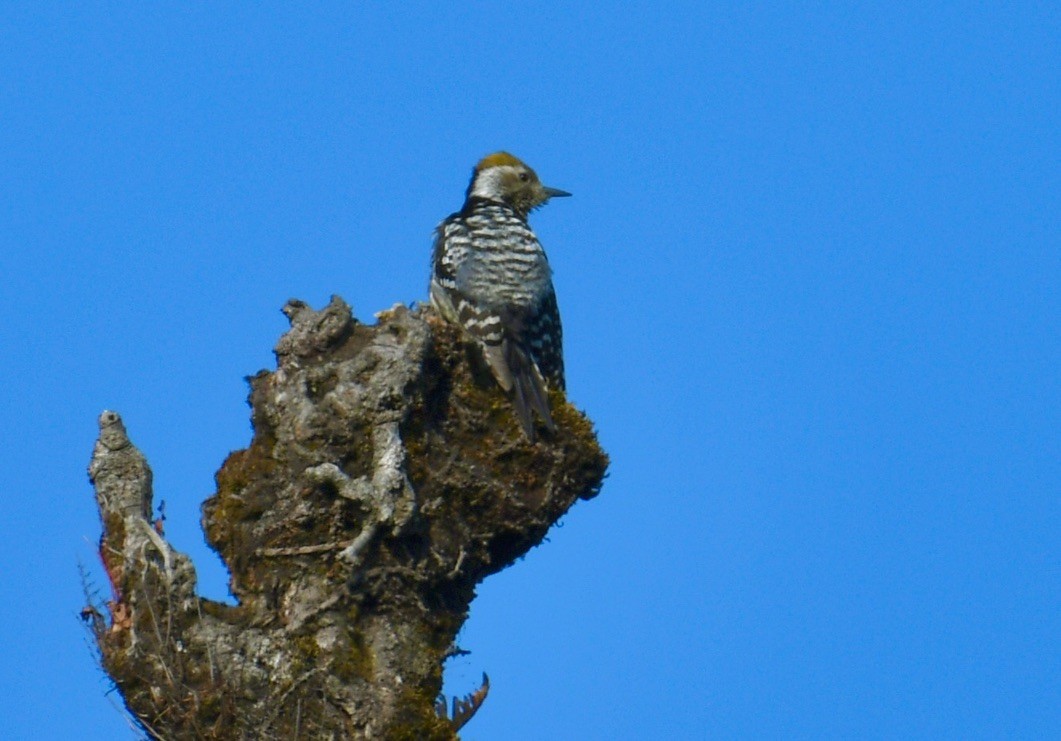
430,152,570,439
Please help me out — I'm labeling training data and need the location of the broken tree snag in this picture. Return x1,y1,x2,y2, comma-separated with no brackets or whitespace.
85,296,608,739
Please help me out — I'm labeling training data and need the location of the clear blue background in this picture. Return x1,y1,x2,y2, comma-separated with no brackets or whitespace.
2,3,1057,738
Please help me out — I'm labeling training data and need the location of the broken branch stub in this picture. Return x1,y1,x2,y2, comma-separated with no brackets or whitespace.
86,296,608,739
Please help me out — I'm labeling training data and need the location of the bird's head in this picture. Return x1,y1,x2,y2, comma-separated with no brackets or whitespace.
466,152,571,217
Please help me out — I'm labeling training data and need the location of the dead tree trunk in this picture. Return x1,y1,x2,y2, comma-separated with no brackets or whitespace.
84,297,608,740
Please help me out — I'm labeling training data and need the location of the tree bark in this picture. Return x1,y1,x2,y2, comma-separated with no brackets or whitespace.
85,297,608,740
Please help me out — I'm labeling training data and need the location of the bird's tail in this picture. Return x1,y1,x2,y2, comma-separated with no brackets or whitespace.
508,340,555,440
482,340,555,440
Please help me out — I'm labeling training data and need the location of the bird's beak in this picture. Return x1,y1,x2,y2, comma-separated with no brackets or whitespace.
543,186,572,199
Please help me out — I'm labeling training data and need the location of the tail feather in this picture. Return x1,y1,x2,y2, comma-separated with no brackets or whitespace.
505,340,555,440
481,343,515,392
471,317,556,440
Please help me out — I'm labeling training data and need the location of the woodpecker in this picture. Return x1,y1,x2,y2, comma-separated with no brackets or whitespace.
430,152,570,439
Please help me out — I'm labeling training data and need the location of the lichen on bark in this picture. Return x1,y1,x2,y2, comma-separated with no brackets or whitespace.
85,297,608,739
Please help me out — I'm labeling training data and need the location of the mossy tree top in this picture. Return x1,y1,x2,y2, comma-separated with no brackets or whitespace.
86,297,607,739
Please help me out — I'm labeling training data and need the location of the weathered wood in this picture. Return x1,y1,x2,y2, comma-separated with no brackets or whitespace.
86,297,607,739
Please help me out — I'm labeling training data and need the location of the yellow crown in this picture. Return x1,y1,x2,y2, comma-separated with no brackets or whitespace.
474,151,527,171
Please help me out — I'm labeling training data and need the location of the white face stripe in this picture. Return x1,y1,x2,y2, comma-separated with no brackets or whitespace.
470,166,522,200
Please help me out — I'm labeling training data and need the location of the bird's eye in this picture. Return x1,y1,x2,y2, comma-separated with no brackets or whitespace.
518,172,530,182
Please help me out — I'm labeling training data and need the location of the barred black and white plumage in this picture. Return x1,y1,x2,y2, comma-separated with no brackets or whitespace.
430,152,569,439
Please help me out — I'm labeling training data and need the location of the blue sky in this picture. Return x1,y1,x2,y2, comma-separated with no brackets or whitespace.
2,3,1058,738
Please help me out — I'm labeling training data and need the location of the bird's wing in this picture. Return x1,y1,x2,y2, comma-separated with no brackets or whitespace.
522,286,565,391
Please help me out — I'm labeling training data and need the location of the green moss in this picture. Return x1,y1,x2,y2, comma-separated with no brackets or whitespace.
290,626,375,684
292,633,321,664
214,436,277,496
101,511,127,588
331,630,374,682
196,691,226,725
385,686,456,741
